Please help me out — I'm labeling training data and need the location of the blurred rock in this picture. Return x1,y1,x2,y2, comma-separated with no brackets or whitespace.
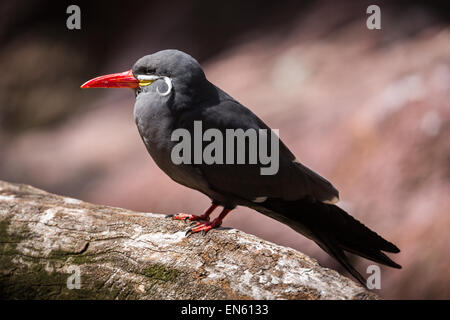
0,37,93,132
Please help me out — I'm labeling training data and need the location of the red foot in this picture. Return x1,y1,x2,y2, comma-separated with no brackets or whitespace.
166,213,208,222
165,204,218,222
167,207,232,237
185,219,221,236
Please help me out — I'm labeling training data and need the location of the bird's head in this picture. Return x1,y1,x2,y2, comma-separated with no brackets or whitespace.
81,49,206,99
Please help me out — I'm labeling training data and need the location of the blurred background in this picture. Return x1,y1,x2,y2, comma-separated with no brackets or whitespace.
1,0,449,299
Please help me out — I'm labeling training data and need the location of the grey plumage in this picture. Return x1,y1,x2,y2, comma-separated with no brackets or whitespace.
95,49,402,286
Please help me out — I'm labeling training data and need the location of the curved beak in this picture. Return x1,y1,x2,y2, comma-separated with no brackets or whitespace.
81,69,139,89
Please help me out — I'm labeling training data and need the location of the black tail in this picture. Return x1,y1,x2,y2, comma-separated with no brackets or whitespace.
257,198,401,287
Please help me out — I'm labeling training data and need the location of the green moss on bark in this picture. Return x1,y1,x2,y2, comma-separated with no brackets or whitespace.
142,263,180,282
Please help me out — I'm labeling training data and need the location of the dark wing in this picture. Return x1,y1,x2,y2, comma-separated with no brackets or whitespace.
176,97,339,203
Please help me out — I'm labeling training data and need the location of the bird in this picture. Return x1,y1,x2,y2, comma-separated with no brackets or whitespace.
81,49,401,286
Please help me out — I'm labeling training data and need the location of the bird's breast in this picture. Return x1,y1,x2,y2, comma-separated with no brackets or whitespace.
134,101,208,192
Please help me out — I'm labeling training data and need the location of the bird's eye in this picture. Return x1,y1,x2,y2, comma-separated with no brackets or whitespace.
146,68,156,74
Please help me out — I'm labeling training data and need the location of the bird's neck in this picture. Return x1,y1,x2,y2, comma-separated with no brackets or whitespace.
169,79,219,112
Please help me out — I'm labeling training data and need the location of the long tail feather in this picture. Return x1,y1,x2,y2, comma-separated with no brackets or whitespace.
255,197,401,286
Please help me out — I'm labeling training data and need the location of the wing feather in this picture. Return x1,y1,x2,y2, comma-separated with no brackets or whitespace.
175,94,339,203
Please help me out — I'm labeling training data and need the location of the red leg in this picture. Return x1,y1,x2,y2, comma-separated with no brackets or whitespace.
185,208,232,236
166,204,218,222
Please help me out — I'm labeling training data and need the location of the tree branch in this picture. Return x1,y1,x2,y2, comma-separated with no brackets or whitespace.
0,180,376,299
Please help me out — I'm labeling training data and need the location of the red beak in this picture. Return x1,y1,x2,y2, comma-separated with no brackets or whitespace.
80,69,139,89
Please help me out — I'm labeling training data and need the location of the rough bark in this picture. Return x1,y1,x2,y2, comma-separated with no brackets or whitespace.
0,180,377,300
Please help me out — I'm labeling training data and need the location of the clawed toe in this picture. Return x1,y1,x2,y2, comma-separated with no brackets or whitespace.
184,221,219,237
170,213,206,222
167,206,230,237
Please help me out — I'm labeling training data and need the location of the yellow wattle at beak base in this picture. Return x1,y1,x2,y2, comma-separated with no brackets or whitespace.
139,80,154,87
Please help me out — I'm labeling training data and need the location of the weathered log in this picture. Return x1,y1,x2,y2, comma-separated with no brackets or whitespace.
0,180,376,299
